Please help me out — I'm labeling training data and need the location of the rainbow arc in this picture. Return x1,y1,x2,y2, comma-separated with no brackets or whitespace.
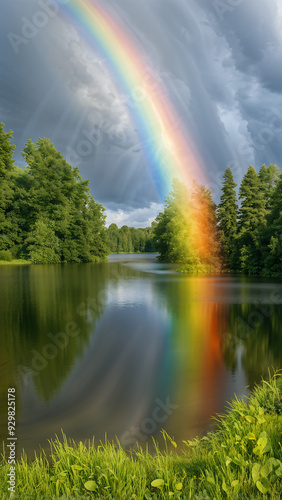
62,0,206,198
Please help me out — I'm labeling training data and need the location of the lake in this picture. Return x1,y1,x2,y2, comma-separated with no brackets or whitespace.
1,253,282,458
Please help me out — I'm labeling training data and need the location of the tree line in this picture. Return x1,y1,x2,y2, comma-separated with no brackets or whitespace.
218,163,281,276
107,223,156,254
153,164,281,276
0,123,155,263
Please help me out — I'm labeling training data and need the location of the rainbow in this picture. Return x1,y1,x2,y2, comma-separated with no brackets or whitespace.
60,0,206,199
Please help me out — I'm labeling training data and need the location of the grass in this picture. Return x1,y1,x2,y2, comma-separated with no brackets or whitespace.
0,259,31,266
0,258,110,265
1,372,282,499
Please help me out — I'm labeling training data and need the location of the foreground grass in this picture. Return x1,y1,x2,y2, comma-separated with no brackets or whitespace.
1,373,282,499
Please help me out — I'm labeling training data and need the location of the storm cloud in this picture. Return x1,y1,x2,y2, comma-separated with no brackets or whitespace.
1,0,282,226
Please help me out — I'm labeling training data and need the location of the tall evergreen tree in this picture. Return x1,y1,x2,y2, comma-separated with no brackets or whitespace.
217,166,238,267
238,166,266,233
258,164,280,211
233,166,266,274
261,175,282,276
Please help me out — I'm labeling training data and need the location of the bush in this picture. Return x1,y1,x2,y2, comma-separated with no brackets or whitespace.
0,249,13,261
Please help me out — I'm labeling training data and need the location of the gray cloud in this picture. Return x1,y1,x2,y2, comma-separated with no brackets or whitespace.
106,202,164,228
1,0,282,226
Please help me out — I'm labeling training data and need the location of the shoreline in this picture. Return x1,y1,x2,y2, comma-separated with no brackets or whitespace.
1,258,282,279
0,259,31,266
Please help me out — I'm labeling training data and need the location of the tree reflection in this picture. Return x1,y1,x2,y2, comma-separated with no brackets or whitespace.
0,263,109,405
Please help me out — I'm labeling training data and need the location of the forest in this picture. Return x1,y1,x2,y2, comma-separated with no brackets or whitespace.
154,164,282,276
107,223,156,253
1,122,281,275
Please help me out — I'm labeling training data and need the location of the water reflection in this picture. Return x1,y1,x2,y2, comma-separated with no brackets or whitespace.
0,256,282,457
0,263,108,452
154,275,282,443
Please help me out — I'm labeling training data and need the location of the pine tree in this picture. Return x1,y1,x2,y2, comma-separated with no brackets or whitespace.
234,166,266,274
261,175,282,276
217,167,238,267
238,166,266,232
258,164,280,211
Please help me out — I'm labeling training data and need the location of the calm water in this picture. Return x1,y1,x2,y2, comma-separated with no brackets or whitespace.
1,254,282,457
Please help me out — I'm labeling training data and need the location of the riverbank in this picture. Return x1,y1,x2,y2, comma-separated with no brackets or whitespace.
1,373,281,499
0,259,31,266
0,257,109,266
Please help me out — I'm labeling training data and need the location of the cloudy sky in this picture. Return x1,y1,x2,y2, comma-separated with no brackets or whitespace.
1,0,282,227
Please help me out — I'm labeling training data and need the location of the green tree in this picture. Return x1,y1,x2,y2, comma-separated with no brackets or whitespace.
130,227,146,252
153,179,221,272
0,122,15,178
154,180,190,263
120,226,133,253
107,223,119,253
238,166,266,232
261,175,282,276
258,164,280,211
85,197,109,260
26,218,60,264
233,166,266,274
190,183,221,271
217,167,238,268
0,123,16,251
144,222,157,252
22,137,108,263
153,208,172,261
136,229,146,252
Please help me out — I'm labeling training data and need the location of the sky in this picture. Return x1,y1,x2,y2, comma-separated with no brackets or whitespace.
1,0,282,227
